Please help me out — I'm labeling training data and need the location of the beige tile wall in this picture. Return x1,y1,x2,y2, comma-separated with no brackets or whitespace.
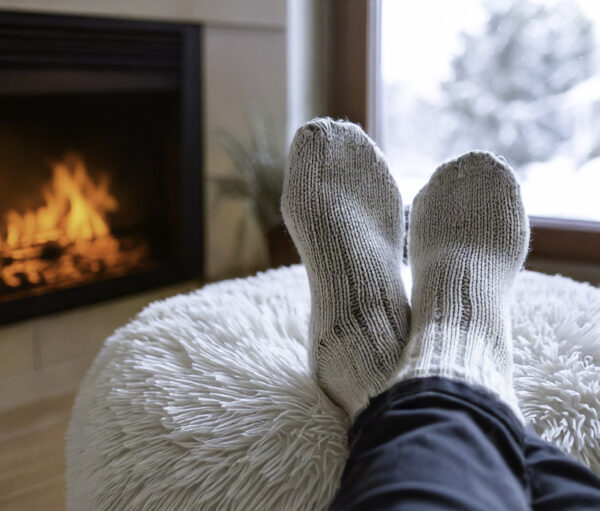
0,280,200,412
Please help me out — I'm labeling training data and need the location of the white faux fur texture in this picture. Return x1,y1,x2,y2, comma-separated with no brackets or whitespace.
66,265,600,510
512,271,600,469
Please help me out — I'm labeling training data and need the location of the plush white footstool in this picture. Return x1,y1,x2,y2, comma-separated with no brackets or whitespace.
66,265,600,510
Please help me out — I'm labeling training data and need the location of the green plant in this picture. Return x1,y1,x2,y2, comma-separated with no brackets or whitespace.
212,117,286,235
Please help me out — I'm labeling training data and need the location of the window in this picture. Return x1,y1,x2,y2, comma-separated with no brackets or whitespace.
381,0,600,225
330,0,600,264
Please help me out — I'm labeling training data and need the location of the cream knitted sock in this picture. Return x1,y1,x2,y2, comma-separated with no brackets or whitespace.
281,118,410,419
399,151,530,417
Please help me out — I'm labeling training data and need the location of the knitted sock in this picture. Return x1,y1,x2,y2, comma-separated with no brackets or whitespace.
281,118,410,419
399,151,530,417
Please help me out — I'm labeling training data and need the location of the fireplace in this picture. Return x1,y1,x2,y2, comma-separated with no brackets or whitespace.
0,12,202,324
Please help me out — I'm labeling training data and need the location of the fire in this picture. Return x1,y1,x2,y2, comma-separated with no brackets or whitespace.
2,153,118,250
1,153,149,294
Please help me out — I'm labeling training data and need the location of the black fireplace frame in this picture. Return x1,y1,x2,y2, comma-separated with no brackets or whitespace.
0,11,203,324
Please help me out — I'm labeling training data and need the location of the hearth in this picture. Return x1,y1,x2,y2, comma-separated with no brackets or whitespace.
0,12,202,324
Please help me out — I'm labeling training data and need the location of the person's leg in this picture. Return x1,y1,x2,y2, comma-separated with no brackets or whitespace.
330,151,532,510
330,377,530,511
281,118,411,420
282,120,535,508
398,151,530,419
525,430,600,511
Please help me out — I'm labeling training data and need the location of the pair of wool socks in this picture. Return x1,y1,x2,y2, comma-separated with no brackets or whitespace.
281,118,529,420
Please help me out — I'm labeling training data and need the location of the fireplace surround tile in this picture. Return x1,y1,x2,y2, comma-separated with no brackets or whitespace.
0,280,199,411
37,281,200,368
0,322,35,378
0,352,94,413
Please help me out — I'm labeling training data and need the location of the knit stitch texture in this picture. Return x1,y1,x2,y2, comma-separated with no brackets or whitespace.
399,151,530,417
281,118,410,419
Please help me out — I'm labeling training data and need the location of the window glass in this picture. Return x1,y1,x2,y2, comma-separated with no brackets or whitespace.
381,0,600,222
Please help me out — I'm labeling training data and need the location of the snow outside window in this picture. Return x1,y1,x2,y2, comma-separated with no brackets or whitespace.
381,0,600,222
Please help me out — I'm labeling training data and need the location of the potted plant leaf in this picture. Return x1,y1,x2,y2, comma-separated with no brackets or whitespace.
212,117,299,269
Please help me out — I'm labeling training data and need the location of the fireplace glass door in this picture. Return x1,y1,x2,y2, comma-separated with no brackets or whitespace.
0,12,202,323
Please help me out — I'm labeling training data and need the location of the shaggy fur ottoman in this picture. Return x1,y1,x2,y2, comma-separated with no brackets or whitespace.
66,265,600,511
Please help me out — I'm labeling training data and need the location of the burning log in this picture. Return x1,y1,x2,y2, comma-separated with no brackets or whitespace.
0,154,151,298
0,235,151,295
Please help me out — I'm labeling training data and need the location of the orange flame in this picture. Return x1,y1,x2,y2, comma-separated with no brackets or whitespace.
0,153,147,292
2,153,118,250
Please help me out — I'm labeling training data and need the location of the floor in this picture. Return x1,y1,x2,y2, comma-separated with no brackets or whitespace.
0,393,74,511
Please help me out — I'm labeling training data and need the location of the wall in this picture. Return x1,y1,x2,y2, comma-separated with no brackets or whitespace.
286,0,330,143
204,24,287,278
0,0,293,411
0,0,286,28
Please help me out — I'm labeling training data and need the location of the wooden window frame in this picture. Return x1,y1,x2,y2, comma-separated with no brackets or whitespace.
328,0,600,265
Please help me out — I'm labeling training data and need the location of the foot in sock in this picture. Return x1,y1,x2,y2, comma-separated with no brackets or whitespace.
281,118,410,420
399,151,530,417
